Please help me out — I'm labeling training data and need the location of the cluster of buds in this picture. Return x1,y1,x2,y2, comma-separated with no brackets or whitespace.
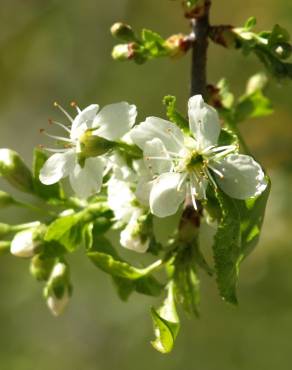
111,22,192,64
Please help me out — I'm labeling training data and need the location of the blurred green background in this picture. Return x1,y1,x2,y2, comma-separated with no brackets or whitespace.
1,1,292,369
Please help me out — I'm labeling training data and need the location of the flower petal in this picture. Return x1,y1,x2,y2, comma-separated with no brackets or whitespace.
107,177,135,221
135,177,154,206
69,157,105,198
93,102,137,140
188,95,221,149
150,172,186,218
213,154,267,199
130,116,184,153
39,150,75,185
70,104,99,140
144,138,173,175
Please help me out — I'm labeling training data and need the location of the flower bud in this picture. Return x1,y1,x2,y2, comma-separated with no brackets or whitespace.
246,73,268,95
0,223,12,238
79,131,116,158
164,34,192,58
111,22,136,42
111,43,139,61
0,241,10,256
0,191,15,208
0,149,33,193
30,255,56,281
44,262,71,316
10,224,44,258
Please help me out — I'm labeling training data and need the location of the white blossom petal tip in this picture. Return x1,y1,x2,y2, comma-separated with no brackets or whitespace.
93,102,137,140
188,94,221,149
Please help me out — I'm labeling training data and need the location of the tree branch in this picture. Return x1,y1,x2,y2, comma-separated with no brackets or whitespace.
190,1,211,98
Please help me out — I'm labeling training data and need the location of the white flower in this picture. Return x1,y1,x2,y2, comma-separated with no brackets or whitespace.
130,95,267,218
39,102,137,198
10,224,41,258
107,176,149,253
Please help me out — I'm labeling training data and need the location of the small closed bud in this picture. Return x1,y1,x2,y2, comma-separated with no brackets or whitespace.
164,34,192,58
0,241,11,256
10,223,44,258
44,262,71,316
112,42,139,61
111,22,136,42
0,223,12,238
30,255,56,281
0,191,16,208
79,130,116,158
246,73,268,95
0,149,33,193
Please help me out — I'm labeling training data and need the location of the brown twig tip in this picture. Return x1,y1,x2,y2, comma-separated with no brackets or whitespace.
48,118,53,125
39,128,46,134
70,101,77,107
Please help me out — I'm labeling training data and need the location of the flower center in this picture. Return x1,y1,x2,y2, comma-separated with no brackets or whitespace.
184,150,205,172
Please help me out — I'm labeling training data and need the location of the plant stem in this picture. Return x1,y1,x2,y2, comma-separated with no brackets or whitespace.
190,1,211,98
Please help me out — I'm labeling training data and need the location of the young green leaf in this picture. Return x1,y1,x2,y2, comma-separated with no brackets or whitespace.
163,95,189,132
236,178,271,258
151,282,180,354
212,190,241,304
45,213,85,252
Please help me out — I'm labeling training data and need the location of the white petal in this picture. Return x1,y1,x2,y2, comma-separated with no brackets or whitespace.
107,177,135,221
130,116,184,153
70,104,99,140
93,102,137,140
47,289,69,317
39,150,75,185
69,157,105,198
150,172,186,218
10,229,36,258
144,138,173,175
135,177,154,206
212,154,267,199
188,95,221,149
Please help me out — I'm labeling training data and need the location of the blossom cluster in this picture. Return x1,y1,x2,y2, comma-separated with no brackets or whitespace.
37,95,267,255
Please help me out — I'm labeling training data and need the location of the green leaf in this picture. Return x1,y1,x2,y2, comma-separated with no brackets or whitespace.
151,283,180,354
45,213,85,252
244,16,257,31
141,29,164,45
213,190,241,304
32,148,63,201
234,90,273,123
163,96,189,132
236,179,271,258
173,251,200,316
212,180,270,304
88,237,163,298
88,251,146,279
